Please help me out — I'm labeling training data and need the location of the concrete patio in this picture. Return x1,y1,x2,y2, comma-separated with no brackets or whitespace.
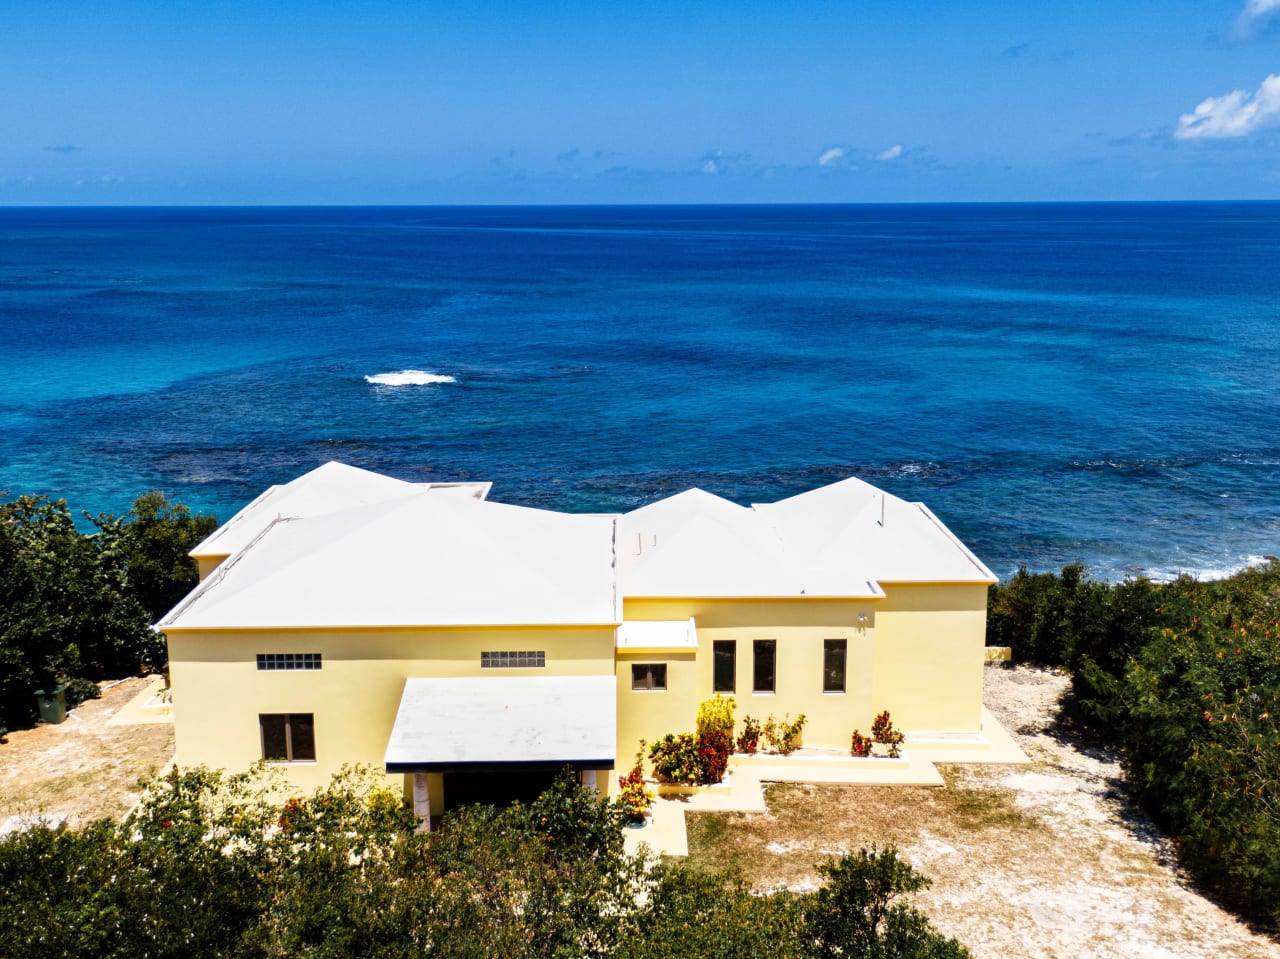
623,705,1029,857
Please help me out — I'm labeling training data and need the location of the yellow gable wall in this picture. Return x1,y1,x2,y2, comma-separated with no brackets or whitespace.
165,626,616,800
870,584,988,732
617,586,987,759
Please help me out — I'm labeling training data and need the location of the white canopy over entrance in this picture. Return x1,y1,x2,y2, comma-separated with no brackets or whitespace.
384,675,617,773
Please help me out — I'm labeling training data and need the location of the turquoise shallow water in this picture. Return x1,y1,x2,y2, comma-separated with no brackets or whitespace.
1,203,1278,580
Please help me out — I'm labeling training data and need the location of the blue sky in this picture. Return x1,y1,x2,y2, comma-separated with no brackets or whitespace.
3,0,1280,204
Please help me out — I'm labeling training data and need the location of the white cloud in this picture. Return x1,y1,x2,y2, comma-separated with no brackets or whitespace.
817,146,846,166
1238,0,1280,32
697,150,750,175
876,144,904,161
1175,73,1280,139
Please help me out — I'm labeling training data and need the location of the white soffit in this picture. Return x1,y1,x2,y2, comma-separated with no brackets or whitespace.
384,676,617,770
616,618,698,650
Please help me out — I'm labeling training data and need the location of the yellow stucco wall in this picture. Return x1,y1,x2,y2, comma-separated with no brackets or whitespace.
616,586,987,757
166,625,615,798
194,555,226,581
165,583,988,803
870,583,988,732
617,597,877,755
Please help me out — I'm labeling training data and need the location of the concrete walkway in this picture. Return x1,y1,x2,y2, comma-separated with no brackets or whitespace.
105,675,174,726
624,706,1028,858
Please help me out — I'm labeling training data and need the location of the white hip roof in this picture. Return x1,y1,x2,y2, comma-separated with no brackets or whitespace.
161,492,619,629
158,462,994,632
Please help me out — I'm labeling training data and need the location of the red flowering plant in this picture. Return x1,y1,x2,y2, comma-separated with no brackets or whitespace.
871,710,905,758
617,745,652,823
736,715,762,754
850,729,873,757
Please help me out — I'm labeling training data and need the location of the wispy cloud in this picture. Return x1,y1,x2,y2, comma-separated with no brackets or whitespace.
817,146,846,166
876,144,904,161
43,144,80,153
698,150,750,174
1175,73,1280,139
1237,0,1280,34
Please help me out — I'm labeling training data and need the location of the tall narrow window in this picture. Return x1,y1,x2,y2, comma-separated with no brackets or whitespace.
632,663,667,691
753,639,776,694
713,640,736,693
259,713,316,762
823,639,847,693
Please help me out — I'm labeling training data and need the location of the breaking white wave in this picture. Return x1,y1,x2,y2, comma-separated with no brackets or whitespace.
364,370,456,387
1145,555,1274,584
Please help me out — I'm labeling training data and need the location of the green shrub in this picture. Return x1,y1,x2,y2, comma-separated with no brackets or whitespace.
648,733,703,784
763,713,807,755
737,715,763,753
803,846,970,959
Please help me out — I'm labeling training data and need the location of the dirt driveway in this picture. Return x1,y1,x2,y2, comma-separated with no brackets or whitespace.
684,665,1280,959
0,677,174,828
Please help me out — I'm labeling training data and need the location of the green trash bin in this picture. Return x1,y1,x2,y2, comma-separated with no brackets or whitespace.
35,685,67,725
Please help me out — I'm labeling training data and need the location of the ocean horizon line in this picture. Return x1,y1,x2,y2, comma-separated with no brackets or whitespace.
4,198,1280,212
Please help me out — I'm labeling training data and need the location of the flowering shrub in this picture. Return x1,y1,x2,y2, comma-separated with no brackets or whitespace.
649,697,738,785
648,733,703,784
871,711,905,758
617,752,652,823
697,729,731,782
850,729,872,757
735,715,762,754
763,713,807,755
695,696,735,782
696,695,736,738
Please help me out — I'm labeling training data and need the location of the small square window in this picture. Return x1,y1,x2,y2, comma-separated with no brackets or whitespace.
259,713,316,762
632,663,667,691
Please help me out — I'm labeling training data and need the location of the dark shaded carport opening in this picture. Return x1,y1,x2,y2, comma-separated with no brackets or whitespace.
387,760,614,817
441,764,565,811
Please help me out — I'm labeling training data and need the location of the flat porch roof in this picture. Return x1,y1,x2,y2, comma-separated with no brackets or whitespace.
384,675,617,774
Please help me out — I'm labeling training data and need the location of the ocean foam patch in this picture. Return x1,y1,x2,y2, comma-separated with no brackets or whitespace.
364,370,456,387
1146,555,1274,584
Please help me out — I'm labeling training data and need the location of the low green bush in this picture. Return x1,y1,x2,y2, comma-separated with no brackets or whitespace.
764,713,807,755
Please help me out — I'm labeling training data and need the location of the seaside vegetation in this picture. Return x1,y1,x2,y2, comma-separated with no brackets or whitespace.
988,560,1280,927
0,765,970,959
0,491,215,738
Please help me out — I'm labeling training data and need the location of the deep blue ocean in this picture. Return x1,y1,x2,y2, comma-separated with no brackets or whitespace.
2,203,1278,581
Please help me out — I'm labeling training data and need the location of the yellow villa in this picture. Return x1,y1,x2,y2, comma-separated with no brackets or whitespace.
159,461,1000,820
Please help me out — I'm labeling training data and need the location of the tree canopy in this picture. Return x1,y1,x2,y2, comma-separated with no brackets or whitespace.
0,766,969,959
0,491,216,735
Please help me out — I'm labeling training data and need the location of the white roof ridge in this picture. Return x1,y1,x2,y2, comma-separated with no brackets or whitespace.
189,484,283,556
160,515,299,629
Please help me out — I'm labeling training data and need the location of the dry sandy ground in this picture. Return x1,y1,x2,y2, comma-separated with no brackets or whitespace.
685,665,1280,959
0,677,174,828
